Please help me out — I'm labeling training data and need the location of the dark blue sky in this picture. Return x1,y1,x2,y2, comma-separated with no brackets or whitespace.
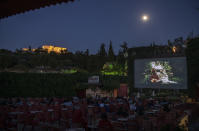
0,0,199,54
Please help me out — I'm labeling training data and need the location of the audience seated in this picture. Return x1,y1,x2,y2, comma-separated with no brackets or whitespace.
0,96,195,131
98,113,113,131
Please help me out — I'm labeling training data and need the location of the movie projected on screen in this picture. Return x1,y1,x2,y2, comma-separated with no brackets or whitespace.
134,57,187,89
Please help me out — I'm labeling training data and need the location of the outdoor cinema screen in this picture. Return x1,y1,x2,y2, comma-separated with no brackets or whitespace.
134,57,187,89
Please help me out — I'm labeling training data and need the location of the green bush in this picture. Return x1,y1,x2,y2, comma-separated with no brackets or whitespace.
0,72,127,97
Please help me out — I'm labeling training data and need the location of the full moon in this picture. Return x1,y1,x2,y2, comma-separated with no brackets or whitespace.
142,15,149,22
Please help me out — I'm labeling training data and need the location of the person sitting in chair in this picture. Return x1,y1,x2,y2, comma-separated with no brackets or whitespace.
98,113,113,131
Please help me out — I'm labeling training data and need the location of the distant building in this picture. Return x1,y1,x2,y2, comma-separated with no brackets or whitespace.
22,45,67,53
128,44,185,59
42,45,67,53
22,48,29,51
22,48,36,52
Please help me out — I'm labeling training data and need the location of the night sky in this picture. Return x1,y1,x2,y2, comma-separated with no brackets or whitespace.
0,0,199,54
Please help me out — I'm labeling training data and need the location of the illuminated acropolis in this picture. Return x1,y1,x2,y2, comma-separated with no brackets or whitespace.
42,45,67,53
22,45,67,53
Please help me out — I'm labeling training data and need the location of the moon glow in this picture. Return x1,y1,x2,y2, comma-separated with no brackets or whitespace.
142,15,149,22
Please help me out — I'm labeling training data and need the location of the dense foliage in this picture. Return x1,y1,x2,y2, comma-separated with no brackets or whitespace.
0,42,128,74
1,36,198,97
186,37,199,97
0,72,127,97
0,42,128,97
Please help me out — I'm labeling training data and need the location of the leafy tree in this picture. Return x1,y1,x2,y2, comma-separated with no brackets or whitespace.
108,41,115,62
168,40,172,46
28,45,32,51
0,49,12,54
173,37,183,45
186,36,199,97
120,41,128,55
0,49,17,70
74,50,86,69
97,43,107,71
98,43,107,57
75,50,84,56
84,49,89,56
117,42,128,75
87,55,101,73
117,50,127,75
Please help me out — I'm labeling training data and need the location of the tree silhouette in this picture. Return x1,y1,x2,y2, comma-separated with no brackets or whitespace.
84,49,89,56
186,36,199,97
28,45,32,51
108,40,115,62
168,40,172,46
117,42,128,75
120,41,128,58
117,49,126,75
98,43,107,57
173,37,183,45
97,43,107,72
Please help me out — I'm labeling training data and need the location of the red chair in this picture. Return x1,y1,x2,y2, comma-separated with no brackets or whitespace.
44,111,53,123
0,113,6,130
100,107,106,113
109,104,115,113
128,123,139,131
60,111,70,129
142,120,153,131
52,110,61,127
67,109,73,119
7,119,18,131
112,121,126,131
93,106,100,114
22,112,34,131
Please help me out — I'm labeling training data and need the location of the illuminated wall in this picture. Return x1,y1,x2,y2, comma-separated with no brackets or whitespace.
22,45,67,53
22,48,29,51
42,45,67,53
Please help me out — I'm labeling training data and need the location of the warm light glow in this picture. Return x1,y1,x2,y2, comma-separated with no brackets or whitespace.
42,45,67,53
172,46,177,53
142,15,149,22
22,48,29,51
22,48,36,52
22,45,67,53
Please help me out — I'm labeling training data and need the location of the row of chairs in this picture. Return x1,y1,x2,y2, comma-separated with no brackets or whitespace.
0,105,73,131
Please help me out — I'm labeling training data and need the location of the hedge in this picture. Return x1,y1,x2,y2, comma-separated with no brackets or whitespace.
0,72,127,97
